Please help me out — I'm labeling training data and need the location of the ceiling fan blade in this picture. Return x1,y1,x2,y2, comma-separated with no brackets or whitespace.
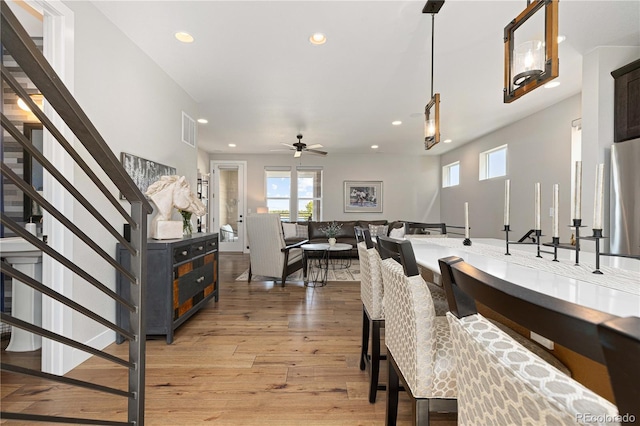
306,149,328,156
306,144,323,150
281,143,295,148
294,151,302,158
269,149,291,152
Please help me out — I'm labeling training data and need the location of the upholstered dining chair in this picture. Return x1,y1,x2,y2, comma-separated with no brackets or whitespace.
377,236,457,425
245,213,307,286
439,256,640,424
355,226,386,403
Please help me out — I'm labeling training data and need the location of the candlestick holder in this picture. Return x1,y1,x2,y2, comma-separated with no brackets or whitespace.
590,229,604,274
463,237,472,246
551,237,560,261
570,219,586,265
503,225,511,255
535,229,543,258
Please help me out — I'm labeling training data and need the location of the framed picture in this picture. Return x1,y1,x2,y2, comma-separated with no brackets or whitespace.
120,152,176,199
344,181,383,213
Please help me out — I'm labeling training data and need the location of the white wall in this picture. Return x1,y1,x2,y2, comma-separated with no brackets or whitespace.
64,1,199,370
440,94,581,241
209,152,441,224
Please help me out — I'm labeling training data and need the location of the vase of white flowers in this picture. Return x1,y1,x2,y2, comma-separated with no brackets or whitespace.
319,221,342,246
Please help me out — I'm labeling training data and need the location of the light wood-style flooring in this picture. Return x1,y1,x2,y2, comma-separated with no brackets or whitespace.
1,253,456,425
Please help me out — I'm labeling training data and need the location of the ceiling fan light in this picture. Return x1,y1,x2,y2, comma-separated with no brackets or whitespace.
294,151,302,158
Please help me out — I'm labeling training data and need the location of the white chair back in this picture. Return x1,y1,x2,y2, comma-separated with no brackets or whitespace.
446,312,618,426
381,257,456,398
246,213,288,278
357,241,384,320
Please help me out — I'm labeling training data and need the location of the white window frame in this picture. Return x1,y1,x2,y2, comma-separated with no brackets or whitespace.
442,161,460,188
264,167,323,221
479,144,508,181
296,167,323,221
265,167,292,221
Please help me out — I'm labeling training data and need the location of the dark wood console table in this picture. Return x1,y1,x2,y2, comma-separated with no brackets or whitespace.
116,232,219,344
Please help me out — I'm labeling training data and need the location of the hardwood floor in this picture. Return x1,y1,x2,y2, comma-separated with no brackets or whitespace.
1,252,456,425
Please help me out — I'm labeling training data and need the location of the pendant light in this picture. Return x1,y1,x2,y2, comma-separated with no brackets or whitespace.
504,0,559,102
423,1,444,150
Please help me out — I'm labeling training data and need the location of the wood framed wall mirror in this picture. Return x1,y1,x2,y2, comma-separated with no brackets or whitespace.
22,123,44,223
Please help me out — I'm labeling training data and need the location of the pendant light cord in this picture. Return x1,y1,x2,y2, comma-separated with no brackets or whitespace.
431,13,435,98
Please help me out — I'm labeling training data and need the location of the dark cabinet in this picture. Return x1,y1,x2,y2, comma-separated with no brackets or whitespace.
612,59,640,142
116,232,218,344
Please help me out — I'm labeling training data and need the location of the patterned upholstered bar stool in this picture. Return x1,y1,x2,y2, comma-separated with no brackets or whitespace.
439,256,640,425
355,227,386,403
377,236,457,425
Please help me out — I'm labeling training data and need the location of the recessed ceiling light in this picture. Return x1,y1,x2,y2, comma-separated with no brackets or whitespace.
443,139,452,144
17,98,31,112
557,35,566,44
228,143,236,147
175,32,194,43
371,145,379,149
544,81,560,89
391,120,402,126
309,32,327,45
197,118,208,124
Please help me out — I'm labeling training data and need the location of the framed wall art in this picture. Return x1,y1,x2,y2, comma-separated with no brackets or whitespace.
344,181,382,213
120,152,176,199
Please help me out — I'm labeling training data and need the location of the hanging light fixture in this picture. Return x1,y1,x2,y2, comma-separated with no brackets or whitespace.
423,0,444,150
504,0,559,102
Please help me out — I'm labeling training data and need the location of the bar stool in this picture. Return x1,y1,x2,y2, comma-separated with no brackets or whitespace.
355,227,386,403
377,236,457,425
438,256,637,424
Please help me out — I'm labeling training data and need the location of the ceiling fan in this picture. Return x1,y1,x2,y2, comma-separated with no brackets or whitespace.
279,134,327,158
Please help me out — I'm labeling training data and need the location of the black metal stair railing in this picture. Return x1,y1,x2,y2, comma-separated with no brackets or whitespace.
1,2,152,425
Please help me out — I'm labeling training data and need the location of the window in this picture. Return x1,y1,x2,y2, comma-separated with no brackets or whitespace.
265,168,291,220
265,167,323,221
442,161,460,188
296,168,322,221
479,144,507,180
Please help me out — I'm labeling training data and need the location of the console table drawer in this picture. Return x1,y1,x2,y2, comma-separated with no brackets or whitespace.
205,238,218,252
176,262,214,306
173,245,192,263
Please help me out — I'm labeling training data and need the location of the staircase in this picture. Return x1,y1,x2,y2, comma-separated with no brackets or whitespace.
1,2,152,424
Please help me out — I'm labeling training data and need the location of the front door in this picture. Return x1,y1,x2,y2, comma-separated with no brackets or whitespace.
211,161,246,252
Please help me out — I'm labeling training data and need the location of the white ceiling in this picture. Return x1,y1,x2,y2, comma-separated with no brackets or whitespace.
93,1,639,157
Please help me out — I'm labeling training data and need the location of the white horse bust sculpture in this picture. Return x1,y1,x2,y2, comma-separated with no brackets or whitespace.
146,175,206,239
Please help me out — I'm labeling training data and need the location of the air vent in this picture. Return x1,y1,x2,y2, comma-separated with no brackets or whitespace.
182,111,196,147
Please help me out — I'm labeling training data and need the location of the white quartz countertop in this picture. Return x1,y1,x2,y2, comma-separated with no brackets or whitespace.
408,237,640,317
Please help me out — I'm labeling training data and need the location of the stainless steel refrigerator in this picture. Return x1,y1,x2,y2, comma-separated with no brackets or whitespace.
610,139,640,256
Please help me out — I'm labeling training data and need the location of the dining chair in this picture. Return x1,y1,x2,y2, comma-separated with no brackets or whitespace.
355,226,386,403
377,236,457,425
245,213,307,286
439,256,640,424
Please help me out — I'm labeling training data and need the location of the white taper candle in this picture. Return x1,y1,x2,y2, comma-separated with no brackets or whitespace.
504,179,511,226
574,161,582,221
593,163,604,229
553,184,559,238
534,182,541,231
464,202,469,239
